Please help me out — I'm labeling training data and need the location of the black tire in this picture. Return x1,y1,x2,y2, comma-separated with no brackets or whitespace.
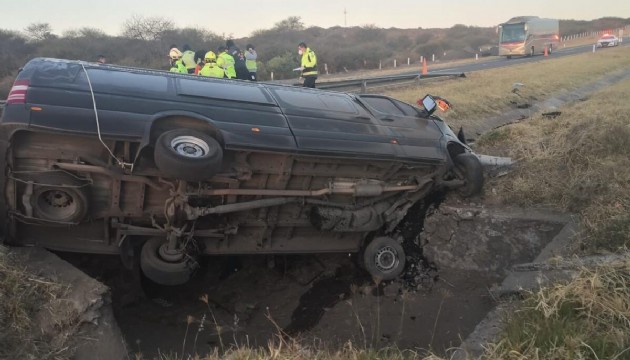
362,237,406,281
154,129,222,182
530,46,535,57
140,237,194,286
454,153,484,197
30,172,89,223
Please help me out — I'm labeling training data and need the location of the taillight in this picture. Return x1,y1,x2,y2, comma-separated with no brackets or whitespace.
7,79,29,105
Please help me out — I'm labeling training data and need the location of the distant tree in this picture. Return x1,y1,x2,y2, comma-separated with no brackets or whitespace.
415,33,432,45
273,16,305,31
266,51,297,79
63,27,107,39
24,22,55,42
122,15,174,41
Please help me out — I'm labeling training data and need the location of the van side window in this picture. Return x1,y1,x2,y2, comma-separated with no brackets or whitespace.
271,89,358,114
391,99,421,117
360,96,405,116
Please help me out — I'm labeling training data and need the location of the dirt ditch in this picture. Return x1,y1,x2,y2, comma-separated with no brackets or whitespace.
53,193,569,358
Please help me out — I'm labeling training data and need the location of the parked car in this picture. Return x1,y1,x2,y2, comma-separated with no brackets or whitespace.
0,58,483,285
597,34,619,47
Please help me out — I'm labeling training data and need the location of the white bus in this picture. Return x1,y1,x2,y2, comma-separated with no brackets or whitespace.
498,16,560,59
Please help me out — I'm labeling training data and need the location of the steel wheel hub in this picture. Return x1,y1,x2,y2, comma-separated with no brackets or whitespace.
375,246,399,273
44,190,73,208
158,243,184,262
171,136,210,158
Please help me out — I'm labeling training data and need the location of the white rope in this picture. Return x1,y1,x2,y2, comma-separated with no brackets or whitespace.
80,63,133,169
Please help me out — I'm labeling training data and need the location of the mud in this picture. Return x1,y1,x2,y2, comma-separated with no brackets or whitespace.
53,195,567,358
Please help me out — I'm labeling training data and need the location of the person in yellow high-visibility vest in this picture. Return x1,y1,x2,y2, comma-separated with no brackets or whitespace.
168,48,187,74
216,46,237,79
297,42,317,88
245,44,257,81
198,51,225,78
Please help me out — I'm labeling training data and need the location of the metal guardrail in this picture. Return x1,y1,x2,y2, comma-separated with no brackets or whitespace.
316,72,465,90
308,72,466,92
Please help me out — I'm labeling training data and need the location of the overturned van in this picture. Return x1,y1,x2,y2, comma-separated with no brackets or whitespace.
0,58,483,285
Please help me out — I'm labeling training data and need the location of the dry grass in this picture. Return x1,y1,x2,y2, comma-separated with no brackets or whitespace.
139,335,445,360
478,254,630,360
475,76,630,251
0,247,75,359
385,46,630,130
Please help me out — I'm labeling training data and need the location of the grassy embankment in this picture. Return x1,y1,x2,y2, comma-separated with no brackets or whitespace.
1,47,629,360
386,45,630,359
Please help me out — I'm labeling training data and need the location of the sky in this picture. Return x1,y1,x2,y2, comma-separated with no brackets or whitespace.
2,0,629,38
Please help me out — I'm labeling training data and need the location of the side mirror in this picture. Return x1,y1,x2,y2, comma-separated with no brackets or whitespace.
419,94,437,115
418,94,450,115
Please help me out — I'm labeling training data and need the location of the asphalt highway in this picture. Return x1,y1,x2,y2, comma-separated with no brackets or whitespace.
427,36,630,75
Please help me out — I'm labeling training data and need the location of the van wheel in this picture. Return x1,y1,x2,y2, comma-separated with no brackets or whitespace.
454,153,484,197
530,46,535,57
140,237,196,286
363,237,406,281
30,173,89,223
154,129,222,182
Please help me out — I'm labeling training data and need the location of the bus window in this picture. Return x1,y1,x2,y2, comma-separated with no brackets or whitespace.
500,24,526,43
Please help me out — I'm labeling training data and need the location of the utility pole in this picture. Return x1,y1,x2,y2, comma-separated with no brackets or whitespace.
344,8,347,27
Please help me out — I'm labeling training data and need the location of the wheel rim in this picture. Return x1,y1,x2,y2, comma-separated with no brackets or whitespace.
374,246,399,273
35,189,79,221
158,243,184,263
170,136,210,158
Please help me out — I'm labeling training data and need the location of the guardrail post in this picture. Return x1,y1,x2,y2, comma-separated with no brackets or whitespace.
271,72,274,81
361,80,367,93
475,53,478,60
325,63,329,75
379,60,382,70
407,58,410,65
420,56,424,64
394,59,397,68
593,44,596,53
432,54,435,62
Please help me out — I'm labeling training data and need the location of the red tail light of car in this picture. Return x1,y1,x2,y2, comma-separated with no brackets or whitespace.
7,80,29,105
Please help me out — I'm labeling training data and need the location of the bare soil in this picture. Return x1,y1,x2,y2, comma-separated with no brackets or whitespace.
56,195,563,358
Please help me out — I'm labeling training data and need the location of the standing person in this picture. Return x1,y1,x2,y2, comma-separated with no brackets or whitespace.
198,51,225,78
96,55,106,64
226,39,249,80
168,48,187,74
245,44,257,81
194,49,207,74
181,44,197,74
216,46,237,79
297,42,318,88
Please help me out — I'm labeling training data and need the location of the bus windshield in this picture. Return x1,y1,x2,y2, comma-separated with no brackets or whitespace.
500,24,526,43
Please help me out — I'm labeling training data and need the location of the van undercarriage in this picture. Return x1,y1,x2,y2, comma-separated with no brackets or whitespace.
3,130,473,284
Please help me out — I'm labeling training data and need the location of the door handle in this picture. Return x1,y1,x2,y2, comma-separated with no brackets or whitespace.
381,118,394,122
355,116,371,120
